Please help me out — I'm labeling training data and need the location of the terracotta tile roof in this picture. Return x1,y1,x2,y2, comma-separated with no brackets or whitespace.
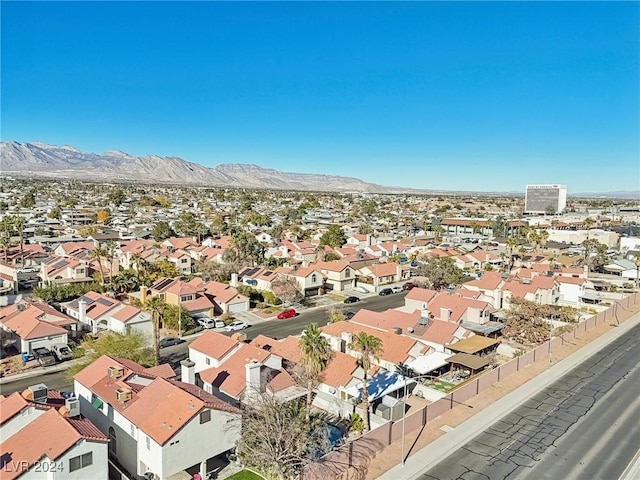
556,276,585,285
73,355,125,389
362,262,399,277
198,344,271,398
167,379,241,414
1,305,68,340
427,293,491,322
143,364,176,379
0,392,31,425
455,287,482,299
204,281,245,304
266,369,297,393
464,271,504,290
350,308,422,333
0,272,13,282
319,351,358,388
405,287,438,303
111,305,143,323
321,321,423,364
312,261,350,272
189,330,240,361
420,319,464,345
0,408,107,480
250,335,302,363
181,295,216,312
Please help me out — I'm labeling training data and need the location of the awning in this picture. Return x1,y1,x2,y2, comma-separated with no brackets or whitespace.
406,352,451,375
447,353,491,371
92,398,103,409
460,321,506,335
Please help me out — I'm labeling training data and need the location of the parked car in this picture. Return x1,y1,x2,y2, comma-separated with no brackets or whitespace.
353,286,368,294
343,296,360,304
32,347,57,366
277,308,297,320
391,286,402,294
226,321,249,332
159,337,186,348
198,318,225,329
51,343,73,362
402,282,415,290
378,288,393,296
343,310,356,320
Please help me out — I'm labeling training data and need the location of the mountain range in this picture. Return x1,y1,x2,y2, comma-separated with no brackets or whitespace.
0,141,392,193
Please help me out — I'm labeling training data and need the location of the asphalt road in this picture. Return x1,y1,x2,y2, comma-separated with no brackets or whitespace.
0,292,407,396
418,323,640,480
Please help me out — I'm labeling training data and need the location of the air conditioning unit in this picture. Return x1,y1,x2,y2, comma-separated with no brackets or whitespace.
28,383,48,404
108,366,124,379
116,388,132,403
65,397,80,417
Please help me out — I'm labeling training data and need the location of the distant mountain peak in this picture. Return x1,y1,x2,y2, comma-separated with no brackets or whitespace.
0,140,392,193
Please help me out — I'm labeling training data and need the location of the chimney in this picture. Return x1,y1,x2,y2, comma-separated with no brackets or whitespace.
181,359,195,385
440,307,451,322
583,265,588,277
245,360,262,399
140,286,147,304
230,273,238,288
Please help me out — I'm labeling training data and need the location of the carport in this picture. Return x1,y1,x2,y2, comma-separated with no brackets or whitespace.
447,353,491,376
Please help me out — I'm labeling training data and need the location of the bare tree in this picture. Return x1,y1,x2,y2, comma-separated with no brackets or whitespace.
271,274,303,305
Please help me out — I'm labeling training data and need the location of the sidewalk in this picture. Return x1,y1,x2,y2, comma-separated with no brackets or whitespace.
0,359,78,385
370,304,640,480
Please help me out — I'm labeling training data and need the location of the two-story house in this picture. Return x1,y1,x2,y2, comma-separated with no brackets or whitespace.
73,355,241,480
461,271,505,309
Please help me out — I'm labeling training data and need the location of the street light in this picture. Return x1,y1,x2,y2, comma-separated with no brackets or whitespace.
397,364,442,466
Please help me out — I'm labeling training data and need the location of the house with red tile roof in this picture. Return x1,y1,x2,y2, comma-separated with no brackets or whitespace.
556,276,591,305
404,287,438,313
357,262,409,290
161,237,199,252
201,280,249,314
143,277,220,318
308,261,357,292
501,275,560,308
0,301,73,354
202,235,232,250
417,318,474,353
0,386,109,480
270,265,326,297
454,251,503,271
73,355,241,480
424,292,494,325
64,292,151,337
40,255,93,286
348,308,423,335
188,331,305,406
462,271,505,308
53,241,96,258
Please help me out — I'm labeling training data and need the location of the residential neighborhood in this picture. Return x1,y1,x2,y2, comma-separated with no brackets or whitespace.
0,178,639,480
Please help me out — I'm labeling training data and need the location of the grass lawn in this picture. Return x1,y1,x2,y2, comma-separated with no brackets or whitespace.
425,380,455,393
225,470,264,480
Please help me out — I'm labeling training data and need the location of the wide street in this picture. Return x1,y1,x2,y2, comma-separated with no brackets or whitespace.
0,291,407,396
418,323,640,480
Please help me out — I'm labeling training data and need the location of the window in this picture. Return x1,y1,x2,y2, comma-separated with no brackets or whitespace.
311,274,317,284
91,395,103,410
181,258,188,263
345,268,351,278
205,358,210,365
146,436,151,450
130,424,135,437
69,452,92,472
200,410,211,424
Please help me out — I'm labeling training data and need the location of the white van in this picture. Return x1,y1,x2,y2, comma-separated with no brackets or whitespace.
199,318,225,329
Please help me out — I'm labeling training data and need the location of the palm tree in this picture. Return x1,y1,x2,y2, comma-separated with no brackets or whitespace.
348,332,383,432
13,216,26,266
130,252,144,279
90,246,108,287
506,237,519,271
143,295,165,366
0,215,14,262
583,218,595,265
299,323,333,408
104,240,119,283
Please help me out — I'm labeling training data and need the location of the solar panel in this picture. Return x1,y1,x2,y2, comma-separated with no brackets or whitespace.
263,271,273,277
246,267,260,276
97,298,114,306
153,278,174,291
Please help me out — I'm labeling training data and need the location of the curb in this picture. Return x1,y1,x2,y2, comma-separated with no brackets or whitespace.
0,362,70,386
378,312,640,479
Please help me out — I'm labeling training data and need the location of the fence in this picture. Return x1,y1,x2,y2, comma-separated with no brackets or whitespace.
300,292,640,480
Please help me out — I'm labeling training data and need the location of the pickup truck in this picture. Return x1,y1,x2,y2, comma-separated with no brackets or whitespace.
51,343,73,362
32,347,58,367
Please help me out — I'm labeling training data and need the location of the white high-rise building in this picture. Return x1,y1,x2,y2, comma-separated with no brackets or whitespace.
524,184,567,214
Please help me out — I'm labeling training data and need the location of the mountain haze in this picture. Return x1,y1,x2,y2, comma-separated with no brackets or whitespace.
0,141,391,193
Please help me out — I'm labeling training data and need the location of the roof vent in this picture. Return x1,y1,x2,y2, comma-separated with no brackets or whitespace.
108,366,124,379
116,388,132,403
17,303,26,311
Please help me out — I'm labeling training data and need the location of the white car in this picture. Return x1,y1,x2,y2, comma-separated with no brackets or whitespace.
391,286,403,294
226,321,249,332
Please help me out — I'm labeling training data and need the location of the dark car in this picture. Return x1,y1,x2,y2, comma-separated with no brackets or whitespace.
343,296,360,304
343,310,356,320
159,337,185,348
378,288,393,296
402,282,415,291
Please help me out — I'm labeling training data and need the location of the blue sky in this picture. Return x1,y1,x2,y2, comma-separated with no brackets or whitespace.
2,1,638,193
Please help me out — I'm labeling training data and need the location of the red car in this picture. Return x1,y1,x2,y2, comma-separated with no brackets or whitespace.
402,282,416,290
277,308,297,320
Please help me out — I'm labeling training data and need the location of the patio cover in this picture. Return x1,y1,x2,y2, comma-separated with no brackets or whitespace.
448,336,501,354
460,321,505,335
406,351,452,375
447,353,491,371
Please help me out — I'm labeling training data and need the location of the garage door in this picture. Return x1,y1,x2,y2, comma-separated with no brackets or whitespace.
229,301,249,314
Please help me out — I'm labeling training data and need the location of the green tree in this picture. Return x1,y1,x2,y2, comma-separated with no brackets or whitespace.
19,190,36,209
348,332,383,432
415,256,465,290
152,221,175,242
319,224,347,249
90,246,108,287
107,188,127,207
299,323,333,408
66,331,153,381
